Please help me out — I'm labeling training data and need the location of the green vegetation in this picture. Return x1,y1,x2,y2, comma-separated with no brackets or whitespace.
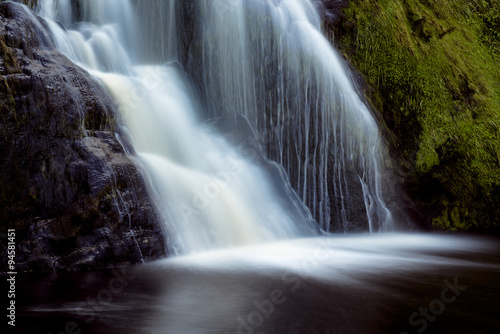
336,0,500,230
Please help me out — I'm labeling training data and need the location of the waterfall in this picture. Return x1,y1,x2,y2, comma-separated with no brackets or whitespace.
192,0,393,232
29,0,393,253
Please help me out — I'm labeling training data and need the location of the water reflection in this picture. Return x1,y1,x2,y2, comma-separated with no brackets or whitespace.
12,234,500,334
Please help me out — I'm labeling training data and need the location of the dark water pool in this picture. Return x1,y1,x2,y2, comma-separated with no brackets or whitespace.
5,233,500,334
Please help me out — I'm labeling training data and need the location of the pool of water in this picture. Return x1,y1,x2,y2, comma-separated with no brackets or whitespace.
8,233,500,333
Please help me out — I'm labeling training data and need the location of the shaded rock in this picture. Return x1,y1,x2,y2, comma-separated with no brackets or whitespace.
0,2,165,272
319,0,349,27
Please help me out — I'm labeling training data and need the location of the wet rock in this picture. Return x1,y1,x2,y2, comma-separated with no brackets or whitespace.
319,0,350,27
0,2,165,272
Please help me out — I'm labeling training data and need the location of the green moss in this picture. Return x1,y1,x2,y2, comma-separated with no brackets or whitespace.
0,34,20,74
336,0,500,230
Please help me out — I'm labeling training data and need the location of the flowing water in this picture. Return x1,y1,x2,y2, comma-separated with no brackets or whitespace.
33,0,393,254
192,0,393,232
36,0,327,254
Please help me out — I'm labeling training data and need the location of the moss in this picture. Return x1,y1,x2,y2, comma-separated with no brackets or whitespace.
83,106,116,132
0,34,20,74
336,0,500,230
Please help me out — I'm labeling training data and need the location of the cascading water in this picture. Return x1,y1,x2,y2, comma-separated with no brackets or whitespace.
30,0,393,254
191,0,393,232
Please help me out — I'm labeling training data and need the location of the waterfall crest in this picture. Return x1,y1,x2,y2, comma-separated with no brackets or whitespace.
30,0,393,254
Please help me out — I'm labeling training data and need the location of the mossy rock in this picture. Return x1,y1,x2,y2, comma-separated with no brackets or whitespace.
331,0,500,231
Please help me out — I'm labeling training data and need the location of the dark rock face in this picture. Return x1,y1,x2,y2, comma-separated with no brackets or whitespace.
319,0,349,27
0,2,165,272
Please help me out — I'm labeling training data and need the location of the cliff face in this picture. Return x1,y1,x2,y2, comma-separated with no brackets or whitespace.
0,2,165,271
326,0,500,231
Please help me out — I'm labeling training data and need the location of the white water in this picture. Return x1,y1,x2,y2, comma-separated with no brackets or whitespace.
31,0,393,253
195,0,393,231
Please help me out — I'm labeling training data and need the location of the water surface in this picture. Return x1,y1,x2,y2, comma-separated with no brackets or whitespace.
11,233,500,333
